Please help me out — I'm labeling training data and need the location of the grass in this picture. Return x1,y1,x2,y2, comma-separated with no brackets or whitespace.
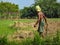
0,30,60,45
0,20,16,35
0,18,60,45
0,18,60,35
0,19,36,35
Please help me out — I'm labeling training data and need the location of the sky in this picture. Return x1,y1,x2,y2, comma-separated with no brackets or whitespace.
0,0,60,9
0,0,35,9
57,0,60,2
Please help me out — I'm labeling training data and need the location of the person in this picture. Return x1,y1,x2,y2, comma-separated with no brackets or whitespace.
34,5,48,37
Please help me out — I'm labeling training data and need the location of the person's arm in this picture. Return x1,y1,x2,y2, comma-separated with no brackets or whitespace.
34,14,41,27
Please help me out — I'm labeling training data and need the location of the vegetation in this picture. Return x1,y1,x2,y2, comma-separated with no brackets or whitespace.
0,1,19,19
0,30,60,45
0,20,16,35
0,19,60,45
21,0,60,18
0,35,7,45
0,0,60,45
0,0,60,19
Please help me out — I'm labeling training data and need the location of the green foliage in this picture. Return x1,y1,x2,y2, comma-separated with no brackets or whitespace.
20,0,60,18
20,7,37,19
8,41,19,45
33,32,42,45
0,20,16,35
0,30,60,45
0,35,8,45
20,38,33,45
0,19,60,45
12,31,60,45
34,0,60,18
0,1,19,19
52,30,60,45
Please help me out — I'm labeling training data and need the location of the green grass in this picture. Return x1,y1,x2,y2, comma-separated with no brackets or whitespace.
0,18,60,35
0,20,16,35
0,30,60,45
0,18,60,45
0,19,35,35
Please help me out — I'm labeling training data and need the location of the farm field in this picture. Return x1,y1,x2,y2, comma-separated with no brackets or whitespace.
0,18,60,36
0,18,60,35
0,18,60,45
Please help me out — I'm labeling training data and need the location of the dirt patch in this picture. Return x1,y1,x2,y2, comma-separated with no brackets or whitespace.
8,19,60,41
43,19,60,37
7,30,34,41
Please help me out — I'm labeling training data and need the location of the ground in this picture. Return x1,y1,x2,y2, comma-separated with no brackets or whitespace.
0,18,60,40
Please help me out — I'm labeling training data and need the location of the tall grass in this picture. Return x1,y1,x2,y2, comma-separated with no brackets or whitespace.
0,19,60,45
0,35,8,45
0,31,60,45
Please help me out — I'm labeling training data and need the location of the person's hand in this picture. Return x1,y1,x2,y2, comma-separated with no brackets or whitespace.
34,24,36,27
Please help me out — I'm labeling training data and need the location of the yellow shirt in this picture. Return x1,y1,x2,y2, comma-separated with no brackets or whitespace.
36,5,41,12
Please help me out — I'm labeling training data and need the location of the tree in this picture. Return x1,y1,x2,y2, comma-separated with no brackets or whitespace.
34,0,60,18
0,2,19,19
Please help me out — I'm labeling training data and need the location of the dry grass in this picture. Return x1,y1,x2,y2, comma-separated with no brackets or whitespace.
0,19,60,41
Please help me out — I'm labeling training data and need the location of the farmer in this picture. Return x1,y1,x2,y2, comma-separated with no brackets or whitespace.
34,5,48,37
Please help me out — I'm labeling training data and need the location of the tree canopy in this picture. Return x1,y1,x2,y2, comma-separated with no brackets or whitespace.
0,1,19,19
0,0,60,19
20,0,60,18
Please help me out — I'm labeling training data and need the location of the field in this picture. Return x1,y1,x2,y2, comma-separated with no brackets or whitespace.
0,19,35,35
0,18,60,35
0,18,60,45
